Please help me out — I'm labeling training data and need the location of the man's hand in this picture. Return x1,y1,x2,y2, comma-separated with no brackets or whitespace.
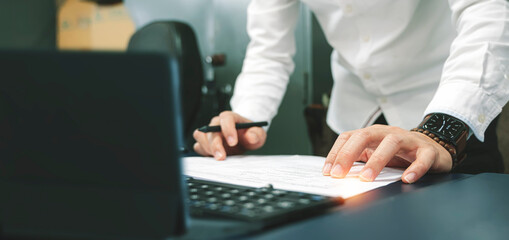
193,111,267,160
322,125,453,183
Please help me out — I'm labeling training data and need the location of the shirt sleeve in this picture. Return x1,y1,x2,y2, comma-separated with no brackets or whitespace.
425,0,509,141
230,0,300,123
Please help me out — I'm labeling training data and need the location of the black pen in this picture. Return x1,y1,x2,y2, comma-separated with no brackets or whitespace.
198,121,268,133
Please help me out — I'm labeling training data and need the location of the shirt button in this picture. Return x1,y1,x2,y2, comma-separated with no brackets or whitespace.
478,114,486,123
344,4,353,13
363,72,372,80
362,35,371,42
379,97,387,104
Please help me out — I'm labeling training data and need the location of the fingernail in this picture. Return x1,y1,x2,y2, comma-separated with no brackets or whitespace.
331,164,344,178
404,172,416,183
248,132,259,144
227,136,236,146
322,163,332,175
214,151,223,160
360,168,374,182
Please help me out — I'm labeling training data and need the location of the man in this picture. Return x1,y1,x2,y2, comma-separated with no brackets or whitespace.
193,0,509,183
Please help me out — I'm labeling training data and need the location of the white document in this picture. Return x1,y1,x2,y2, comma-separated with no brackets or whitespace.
183,155,404,199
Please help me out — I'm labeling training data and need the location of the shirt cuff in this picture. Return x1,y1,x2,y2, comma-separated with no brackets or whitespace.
424,82,503,142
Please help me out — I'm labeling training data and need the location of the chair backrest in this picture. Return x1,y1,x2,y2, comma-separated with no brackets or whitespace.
128,21,204,146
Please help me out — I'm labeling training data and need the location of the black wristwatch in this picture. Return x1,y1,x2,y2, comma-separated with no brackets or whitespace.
411,113,469,169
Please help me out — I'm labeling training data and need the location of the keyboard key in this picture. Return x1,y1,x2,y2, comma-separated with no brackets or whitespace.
207,203,219,210
262,205,275,213
272,190,287,196
277,201,294,209
195,201,206,207
221,193,232,199
240,209,256,217
220,206,233,213
243,203,255,209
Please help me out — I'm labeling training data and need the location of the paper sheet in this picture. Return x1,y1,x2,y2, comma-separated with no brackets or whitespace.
184,155,404,199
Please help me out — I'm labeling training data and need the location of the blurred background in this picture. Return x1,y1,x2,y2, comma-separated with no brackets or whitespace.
0,0,507,172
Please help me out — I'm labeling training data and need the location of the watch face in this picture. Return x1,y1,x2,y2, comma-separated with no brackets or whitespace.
422,114,466,140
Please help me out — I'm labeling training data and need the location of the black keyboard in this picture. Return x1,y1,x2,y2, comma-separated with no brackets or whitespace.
186,177,343,226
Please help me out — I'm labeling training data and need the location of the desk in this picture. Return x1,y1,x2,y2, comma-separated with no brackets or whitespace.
244,173,509,240
184,173,509,240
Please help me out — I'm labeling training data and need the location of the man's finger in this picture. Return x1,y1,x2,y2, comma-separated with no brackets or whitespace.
193,129,212,156
208,117,227,160
359,134,403,181
402,147,436,183
331,130,375,178
323,132,351,176
209,132,227,160
193,142,207,156
239,127,266,150
219,111,240,147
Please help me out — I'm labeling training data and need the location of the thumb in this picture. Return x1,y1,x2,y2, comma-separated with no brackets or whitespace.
239,127,266,150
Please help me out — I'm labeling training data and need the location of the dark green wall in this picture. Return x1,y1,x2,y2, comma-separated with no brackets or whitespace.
311,15,333,105
0,0,56,50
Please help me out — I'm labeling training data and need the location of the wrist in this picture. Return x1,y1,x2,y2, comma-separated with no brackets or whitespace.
411,113,469,169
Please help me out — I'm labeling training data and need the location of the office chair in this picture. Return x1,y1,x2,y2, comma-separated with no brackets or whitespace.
127,21,204,149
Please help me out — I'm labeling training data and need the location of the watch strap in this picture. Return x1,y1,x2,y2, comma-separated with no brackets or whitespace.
411,114,469,169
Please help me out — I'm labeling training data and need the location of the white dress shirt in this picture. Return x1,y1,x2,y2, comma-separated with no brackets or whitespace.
230,0,509,141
